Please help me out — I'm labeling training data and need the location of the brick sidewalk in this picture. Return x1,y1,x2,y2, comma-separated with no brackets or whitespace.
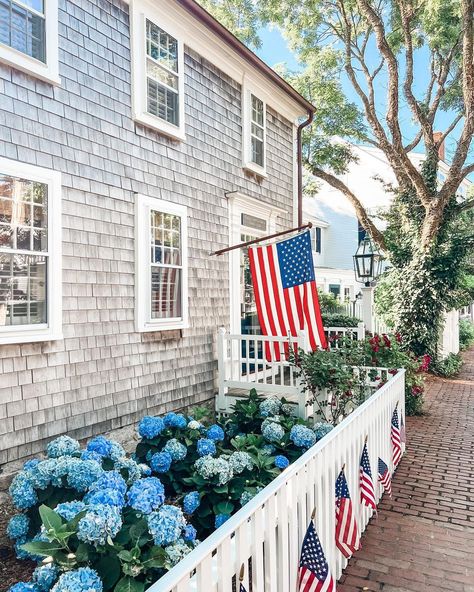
339,348,474,592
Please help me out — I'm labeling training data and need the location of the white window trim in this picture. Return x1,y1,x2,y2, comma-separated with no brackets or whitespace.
0,157,62,345
0,0,60,85
135,194,188,332
242,82,267,177
130,0,186,141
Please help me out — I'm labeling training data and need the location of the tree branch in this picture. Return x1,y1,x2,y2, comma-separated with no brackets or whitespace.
306,161,387,251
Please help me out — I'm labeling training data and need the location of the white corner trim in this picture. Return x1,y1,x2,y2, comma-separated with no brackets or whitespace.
135,194,189,332
0,0,60,85
0,157,62,345
130,1,186,139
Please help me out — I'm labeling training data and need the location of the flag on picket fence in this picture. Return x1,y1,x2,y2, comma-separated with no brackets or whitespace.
360,441,377,511
391,406,402,467
400,413,406,445
378,457,392,497
248,230,327,361
239,583,247,592
298,517,336,592
335,468,360,558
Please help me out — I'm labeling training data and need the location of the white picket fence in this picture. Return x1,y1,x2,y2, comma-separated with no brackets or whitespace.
216,325,365,416
149,368,405,592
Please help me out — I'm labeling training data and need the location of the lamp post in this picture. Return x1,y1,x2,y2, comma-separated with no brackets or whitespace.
353,237,383,332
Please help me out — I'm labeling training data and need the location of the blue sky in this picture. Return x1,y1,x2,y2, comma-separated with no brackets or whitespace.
256,27,466,162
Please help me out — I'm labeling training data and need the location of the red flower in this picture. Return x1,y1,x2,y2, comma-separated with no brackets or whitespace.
382,334,391,348
388,369,398,375
395,332,402,343
411,385,423,396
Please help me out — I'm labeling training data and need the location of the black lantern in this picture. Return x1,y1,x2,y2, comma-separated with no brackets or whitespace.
353,237,383,286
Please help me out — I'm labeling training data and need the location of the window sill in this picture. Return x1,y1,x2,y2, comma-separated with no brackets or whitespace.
133,112,186,142
137,320,189,333
0,44,60,85
0,327,63,346
243,162,268,179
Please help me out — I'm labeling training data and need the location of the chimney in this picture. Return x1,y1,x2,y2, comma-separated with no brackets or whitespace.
433,131,445,162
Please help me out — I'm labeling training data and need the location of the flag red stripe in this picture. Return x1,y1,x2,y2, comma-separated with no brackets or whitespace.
310,280,328,349
257,247,281,360
267,245,290,357
248,248,273,361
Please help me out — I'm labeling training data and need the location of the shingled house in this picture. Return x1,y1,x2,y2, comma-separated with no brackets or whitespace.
0,0,313,463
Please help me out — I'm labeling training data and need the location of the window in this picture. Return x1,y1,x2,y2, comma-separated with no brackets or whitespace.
329,284,341,299
0,157,61,344
131,3,185,140
242,86,266,175
311,226,322,254
135,195,188,331
0,0,59,83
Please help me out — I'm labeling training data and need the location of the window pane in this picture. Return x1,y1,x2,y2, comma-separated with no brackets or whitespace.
0,173,48,252
251,122,264,141
151,267,181,319
0,0,46,62
147,78,179,127
147,59,178,90
146,20,178,72
0,253,47,326
150,209,181,265
251,137,264,167
251,95,264,126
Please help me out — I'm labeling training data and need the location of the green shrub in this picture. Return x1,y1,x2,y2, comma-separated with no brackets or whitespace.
322,312,361,327
317,290,344,313
459,319,474,351
433,352,463,377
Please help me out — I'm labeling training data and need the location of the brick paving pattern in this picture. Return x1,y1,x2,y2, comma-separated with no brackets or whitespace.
339,348,474,592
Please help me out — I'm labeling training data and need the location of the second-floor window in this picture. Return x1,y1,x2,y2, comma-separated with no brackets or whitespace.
0,0,59,83
243,86,267,175
311,226,322,254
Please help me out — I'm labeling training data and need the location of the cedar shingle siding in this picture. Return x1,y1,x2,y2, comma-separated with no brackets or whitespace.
0,0,295,463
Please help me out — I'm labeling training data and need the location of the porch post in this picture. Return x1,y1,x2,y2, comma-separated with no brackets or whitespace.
216,326,227,414
360,286,375,333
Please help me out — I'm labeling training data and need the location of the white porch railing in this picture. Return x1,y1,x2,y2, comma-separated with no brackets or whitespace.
149,369,406,592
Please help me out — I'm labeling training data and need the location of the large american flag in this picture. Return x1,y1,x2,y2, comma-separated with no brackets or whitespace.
298,519,335,592
335,469,360,558
391,406,402,467
378,458,392,498
248,231,327,361
360,442,377,510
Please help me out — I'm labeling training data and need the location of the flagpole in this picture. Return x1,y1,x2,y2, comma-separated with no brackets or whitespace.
210,222,313,256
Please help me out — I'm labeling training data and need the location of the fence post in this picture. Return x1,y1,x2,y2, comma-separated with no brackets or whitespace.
296,330,309,419
216,326,227,414
356,321,365,341
360,286,375,333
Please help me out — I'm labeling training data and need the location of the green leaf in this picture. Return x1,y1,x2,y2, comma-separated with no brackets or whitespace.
39,504,63,534
214,501,234,515
21,541,65,556
95,554,121,591
74,543,90,563
114,576,145,592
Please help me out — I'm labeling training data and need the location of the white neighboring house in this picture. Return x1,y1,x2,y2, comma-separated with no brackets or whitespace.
304,142,472,311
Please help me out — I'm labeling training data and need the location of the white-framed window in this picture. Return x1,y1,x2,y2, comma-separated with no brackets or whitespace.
0,0,59,84
311,226,322,254
242,84,267,176
135,195,188,332
130,0,185,141
0,157,62,345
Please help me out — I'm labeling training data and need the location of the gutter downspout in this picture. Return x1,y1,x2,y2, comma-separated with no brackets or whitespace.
297,110,314,226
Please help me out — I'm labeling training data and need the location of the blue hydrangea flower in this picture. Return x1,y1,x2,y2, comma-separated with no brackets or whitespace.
187,420,202,430
239,488,262,506
80,450,103,464
259,397,281,417
138,416,165,439
262,422,285,443
113,457,141,483
196,438,216,457
262,444,276,455
183,491,200,514
229,451,254,473
33,564,59,591
51,568,103,592
215,514,231,528
183,524,197,541
163,412,187,429
313,422,334,441
88,471,127,497
164,539,193,568
150,452,172,474
65,459,103,492
25,459,57,490
206,425,225,441
163,439,187,462
195,456,234,485
55,501,86,521
274,455,290,469
281,403,295,416
23,459,40,471
7,583,40,592
86,436,112,457
139,463,152,476
126,477,165,514
77,504,122,546
147,505,186,546
9,473,38,510
46,436,80,459
289,425,317,449
84,488,125,508
109,441,126,461
7,514,30,540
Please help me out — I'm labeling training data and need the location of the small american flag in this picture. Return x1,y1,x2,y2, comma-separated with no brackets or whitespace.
239,584,247,592
400,413,406,445
335,468,360,558
391,406,402,467
248,231,327,361
378,458,392,497
298,518,335,592
360,442,377,510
